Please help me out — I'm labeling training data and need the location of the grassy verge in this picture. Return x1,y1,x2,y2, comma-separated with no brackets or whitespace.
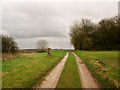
2,50,66,88
75,50,119,88
56,52,81,88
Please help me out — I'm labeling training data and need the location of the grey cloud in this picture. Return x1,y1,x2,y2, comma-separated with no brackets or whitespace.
2,2,68,39
3,2,117,39
2,2,117,49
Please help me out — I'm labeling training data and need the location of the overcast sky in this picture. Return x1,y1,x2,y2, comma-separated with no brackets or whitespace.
1,0,118,49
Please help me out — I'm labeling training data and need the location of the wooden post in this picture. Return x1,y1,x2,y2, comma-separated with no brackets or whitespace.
47,48,51,55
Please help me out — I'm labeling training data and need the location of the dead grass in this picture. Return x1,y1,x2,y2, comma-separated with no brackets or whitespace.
2,52,35,61
2,53,19,61
75,51,119,88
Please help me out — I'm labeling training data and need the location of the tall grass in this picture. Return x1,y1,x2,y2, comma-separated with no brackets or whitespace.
2,50,66,88
75,50,119,88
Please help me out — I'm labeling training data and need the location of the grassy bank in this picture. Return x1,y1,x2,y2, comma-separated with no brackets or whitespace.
75,50,119,88
2,50,66,88
56,52,81,88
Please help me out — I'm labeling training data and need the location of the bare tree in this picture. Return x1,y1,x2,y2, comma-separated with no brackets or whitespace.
36,39,48,52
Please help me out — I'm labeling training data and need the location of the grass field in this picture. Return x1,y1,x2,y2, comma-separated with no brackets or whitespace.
2,50,66,88
75,50,119,88
56,52,81,88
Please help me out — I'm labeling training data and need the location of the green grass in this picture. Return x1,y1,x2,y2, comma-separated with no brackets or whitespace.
56,52,81,88
75,50,119,88
2,50,66,88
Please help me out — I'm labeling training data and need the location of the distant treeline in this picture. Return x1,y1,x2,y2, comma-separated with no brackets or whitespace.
69,16,119,50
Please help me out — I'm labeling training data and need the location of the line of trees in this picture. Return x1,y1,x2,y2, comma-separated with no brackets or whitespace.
69,16,119,50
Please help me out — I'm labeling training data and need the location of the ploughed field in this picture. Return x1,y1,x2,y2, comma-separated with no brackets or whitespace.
2,50,66,88
75,51,119,88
